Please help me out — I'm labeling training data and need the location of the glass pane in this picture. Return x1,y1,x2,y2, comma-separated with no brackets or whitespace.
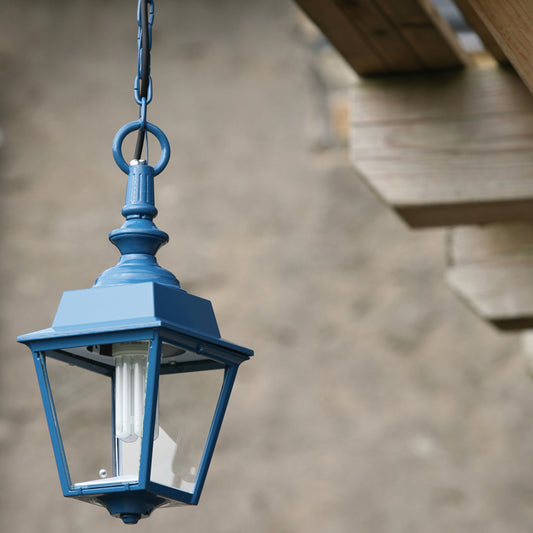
46,340,152,488
151,368,225,493
46,355,113,487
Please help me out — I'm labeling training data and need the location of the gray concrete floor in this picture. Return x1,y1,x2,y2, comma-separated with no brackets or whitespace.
0,1,531,532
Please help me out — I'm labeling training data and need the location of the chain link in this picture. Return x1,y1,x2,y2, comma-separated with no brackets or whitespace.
133,0,154,160
134,0,154,105
114,0,170,172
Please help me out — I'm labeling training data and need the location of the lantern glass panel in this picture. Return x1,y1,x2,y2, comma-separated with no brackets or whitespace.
45,354,113,486
151,364,225,493
43,339,231,496
44,340,153,488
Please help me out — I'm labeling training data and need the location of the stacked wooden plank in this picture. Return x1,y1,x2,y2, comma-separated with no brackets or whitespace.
296,0,469,74
350,67,533,228
295,0,533,332
447,224,533,331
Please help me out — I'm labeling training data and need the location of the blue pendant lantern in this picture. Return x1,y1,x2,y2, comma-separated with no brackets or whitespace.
17,0,252,524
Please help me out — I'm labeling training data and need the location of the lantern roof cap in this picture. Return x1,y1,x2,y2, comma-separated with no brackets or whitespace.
17,281,253,359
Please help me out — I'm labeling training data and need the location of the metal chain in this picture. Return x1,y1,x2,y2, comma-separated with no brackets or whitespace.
133,0,154,161
113,0,169,176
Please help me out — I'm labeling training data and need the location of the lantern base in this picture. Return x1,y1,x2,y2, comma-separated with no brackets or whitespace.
120,513,141,525
94,490,167,523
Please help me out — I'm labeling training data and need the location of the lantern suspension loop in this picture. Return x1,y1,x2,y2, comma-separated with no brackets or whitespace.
113,0,169,174
133,0,154,161
113,120,170,176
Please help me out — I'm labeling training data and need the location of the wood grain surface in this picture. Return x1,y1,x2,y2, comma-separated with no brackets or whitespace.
447,224,533,330
351,67,533,227
294,0,467,74
462,0,533,91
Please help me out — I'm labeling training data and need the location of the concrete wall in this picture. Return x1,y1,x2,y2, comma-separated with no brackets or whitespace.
1,1,531,532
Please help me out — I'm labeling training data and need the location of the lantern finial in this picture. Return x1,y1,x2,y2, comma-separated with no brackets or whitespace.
95,138,179,288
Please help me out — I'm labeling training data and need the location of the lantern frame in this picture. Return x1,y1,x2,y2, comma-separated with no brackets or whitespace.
18,281,252,522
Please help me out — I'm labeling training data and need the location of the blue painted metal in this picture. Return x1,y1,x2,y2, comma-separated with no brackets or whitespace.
22,326,250,522
138,336,161,488
96,159,176,287
134,76,153,106
18,156,253,522
191,365,238,504
33,351,72,494
138,97,148,131
112,121,170,175
135,0,154,105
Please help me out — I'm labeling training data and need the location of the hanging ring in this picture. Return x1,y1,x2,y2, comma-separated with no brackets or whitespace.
113,120,170,175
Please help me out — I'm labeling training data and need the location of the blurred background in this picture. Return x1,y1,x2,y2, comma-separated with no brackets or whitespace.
1,1,533,532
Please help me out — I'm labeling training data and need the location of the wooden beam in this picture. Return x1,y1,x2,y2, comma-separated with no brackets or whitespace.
294,0,467,75
294,0,387,74
460,0,533,92
446,224,533,331
332,0,422,72
375,0,470,68
453,0,508,63
351,66,533,227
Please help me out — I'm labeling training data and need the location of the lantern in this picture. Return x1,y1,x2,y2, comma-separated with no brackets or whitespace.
17,113,253,521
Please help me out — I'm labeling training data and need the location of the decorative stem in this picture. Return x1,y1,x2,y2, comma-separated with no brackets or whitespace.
94,161,180,288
